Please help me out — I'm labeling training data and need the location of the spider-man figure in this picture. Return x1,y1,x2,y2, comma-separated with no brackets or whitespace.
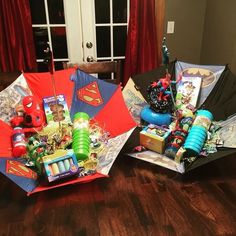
147,74,173,113
10,95,45,130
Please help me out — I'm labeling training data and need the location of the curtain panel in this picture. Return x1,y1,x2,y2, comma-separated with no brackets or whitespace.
123,0,165,85
0,0,37,72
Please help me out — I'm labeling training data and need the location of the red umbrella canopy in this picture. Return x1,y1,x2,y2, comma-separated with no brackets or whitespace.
0,68,136,194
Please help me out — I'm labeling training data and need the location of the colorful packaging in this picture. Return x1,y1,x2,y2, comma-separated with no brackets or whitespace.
43,94,71,127
42,149,79,183
72,112,90,161
12,127,27,157
184,109,213,156
176,76,202,109
140,124,170,154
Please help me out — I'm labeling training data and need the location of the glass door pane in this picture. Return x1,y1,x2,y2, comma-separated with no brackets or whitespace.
47,0,65,24
113,0,127,23
93,0,129,61
96,27,111,58
30,0,69,71
29,0,46,24
95,0,110,23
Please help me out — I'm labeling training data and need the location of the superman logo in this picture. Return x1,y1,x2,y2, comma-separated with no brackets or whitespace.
77,81,103,106
6,160,37,180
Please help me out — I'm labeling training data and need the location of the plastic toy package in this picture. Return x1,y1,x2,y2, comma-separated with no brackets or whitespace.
43,94,72,126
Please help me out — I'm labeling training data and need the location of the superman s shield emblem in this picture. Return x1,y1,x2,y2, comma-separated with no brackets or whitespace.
6,160,37,180
77,81,104,106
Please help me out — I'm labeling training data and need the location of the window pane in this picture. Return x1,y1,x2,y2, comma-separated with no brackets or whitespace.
113,26,127,56
48,0,65,24
113,0,127,23
29,0,46,24
37,62,49,72
37,61,65,72
54,62,64,71
33,27,49,59
51,27,68,58
95,0,110,23
96,27,111,57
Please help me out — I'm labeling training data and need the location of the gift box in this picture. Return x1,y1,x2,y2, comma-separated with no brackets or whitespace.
140,125,170,154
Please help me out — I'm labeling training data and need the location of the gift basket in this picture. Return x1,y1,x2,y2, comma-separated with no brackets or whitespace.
123,38,236,173
0,48,136,195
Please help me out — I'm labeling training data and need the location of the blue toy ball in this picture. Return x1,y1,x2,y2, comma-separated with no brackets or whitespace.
140,106,172,126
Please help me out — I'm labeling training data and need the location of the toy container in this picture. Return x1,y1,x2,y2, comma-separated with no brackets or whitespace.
42,149,79,183
140,124,170,154
184,109,213,156
12,127,27,157
72,112,90,161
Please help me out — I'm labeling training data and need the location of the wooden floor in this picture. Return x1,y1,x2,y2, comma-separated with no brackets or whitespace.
0,152,236,236
1,72,236,235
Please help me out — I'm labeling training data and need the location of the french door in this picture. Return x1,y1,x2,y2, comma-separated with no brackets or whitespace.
30,0,129,72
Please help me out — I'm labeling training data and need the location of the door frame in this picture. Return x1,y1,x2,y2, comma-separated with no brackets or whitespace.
64,0,84,63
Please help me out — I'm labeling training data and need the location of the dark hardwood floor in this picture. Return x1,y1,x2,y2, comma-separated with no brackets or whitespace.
1,153,236,236
1,72,236,236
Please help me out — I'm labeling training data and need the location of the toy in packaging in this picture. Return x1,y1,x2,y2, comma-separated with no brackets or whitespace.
72,112,90,161
165,108,194,159
140,124,170,154
184,109,213,156
176,76,202,109
43,94,71,127
12,127,27,157
42,149,79,183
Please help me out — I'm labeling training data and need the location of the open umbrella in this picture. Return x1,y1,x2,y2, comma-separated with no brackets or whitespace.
124,60,236,173
0,68,136,195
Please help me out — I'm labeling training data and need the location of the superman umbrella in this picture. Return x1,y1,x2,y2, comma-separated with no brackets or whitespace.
0,68,136,195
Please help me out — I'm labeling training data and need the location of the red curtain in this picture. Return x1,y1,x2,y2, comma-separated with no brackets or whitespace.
0,0,37,72
123,0,160,85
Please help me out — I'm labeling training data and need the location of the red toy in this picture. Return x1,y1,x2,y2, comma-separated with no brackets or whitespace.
10,96,46,157
10,95,46,131
12,127,27,157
